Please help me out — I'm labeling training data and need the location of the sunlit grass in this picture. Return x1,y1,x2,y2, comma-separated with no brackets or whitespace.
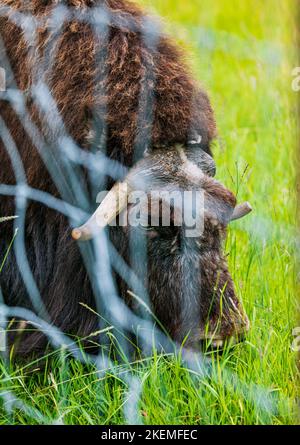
0,0,298,425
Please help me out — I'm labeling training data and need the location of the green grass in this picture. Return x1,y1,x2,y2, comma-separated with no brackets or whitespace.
0,0,299,425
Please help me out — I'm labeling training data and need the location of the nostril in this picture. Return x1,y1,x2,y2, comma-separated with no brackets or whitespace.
197,292,250,353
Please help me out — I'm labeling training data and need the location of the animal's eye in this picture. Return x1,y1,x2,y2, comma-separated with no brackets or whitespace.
154,226,180,239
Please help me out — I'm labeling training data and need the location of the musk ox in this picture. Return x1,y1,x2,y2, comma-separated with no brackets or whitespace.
0,0,251,360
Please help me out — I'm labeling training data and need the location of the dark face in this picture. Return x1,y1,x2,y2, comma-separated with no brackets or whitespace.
117,147,250,349
74,145,250,349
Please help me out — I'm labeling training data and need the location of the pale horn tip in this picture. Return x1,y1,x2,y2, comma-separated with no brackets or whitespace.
72,228,82,241
231,201,253,221
243,201,252,213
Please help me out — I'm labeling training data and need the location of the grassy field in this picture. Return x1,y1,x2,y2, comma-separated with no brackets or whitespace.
0,0,299,425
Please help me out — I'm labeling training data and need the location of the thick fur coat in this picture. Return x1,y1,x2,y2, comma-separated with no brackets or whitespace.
0,1,244,359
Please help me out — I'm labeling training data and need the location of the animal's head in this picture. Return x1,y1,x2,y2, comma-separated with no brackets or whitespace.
72,146,251,349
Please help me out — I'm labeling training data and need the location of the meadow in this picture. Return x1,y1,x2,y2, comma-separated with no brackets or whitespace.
0,0,299,425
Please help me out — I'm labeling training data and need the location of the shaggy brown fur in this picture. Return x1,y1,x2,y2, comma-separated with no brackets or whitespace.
0,0,246,360
0,0,216,163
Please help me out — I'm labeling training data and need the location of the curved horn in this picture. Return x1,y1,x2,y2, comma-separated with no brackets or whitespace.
72,182,129,241
231,202,252,221
0,215,19,223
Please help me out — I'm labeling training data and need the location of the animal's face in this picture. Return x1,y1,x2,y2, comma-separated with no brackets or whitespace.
134,195,249,349
73,146,251,349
